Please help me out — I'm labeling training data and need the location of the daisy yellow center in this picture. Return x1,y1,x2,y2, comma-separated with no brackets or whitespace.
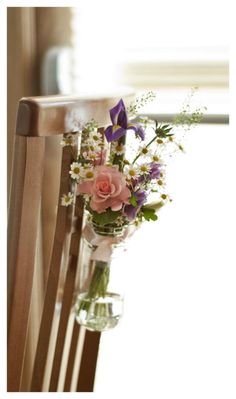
141,148,148,154
161,194,167,200
65,138,73,144
129,170,136,176
73,167,80,174
157,179,163,185
157,139,163,144
140,165,149,172
153,155,160,162
123,159,130,165
85,171,94,179
116,145,123,151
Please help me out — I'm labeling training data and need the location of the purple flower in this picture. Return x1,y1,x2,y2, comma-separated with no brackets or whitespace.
104,99,145,142
135,163,161,185
123,189,147,220
149,162,161,179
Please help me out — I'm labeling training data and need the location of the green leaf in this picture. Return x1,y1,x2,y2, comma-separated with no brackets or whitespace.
163,127,173,133
129,193,138,207
142,207,158,221
143,201,164,211
91,209,122,226
161,124,170,129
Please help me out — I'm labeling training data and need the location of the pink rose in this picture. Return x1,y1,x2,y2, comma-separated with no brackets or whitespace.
77,165,131,213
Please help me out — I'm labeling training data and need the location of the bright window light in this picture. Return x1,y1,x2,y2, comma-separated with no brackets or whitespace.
71,1,229,93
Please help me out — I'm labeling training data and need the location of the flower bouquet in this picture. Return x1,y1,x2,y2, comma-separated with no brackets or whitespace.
61,91,204,331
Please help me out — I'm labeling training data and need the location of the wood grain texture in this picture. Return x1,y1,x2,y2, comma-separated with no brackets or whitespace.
76,331,101,392
15,93,134,137
30,145,73,391
7,137,45,392
49,197,84,391
64,320,80,391
7,136,26,324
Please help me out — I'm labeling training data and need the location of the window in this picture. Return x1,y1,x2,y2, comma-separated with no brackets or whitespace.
70,3,228,119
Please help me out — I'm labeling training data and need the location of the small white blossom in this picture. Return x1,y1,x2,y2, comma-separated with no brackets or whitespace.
150,152,163,163
60,134,77,147
124,165,138,180
83,167,96,180
89,130,103,142
69,162,84,180
112,142,125,156
82,151,100,161
160,193,171,203
61,192,74,206
139,144,151,158
138,163,151,175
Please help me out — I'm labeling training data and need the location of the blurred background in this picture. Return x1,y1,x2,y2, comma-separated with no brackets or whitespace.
7,5,229,198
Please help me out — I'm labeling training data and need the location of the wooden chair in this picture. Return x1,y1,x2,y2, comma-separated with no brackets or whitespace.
7,93,133,392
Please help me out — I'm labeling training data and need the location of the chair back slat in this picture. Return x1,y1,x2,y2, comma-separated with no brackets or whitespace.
49,196,84,391
7,135,27,323
30,145,73,391
64,321,80,391
7,137,45,392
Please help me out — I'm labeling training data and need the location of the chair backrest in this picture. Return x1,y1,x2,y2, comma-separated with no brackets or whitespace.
7,93,133,392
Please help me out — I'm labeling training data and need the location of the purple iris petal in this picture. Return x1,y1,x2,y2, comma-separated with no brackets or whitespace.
105,99,145,142
123,189,147,220
104,125,126,142
110,99,126,125
117,109,128,128
127,124,145,140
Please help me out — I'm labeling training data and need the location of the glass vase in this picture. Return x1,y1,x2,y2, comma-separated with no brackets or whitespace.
75,221,129,332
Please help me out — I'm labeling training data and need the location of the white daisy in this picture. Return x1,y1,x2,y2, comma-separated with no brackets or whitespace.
150,152,163,163
82,151,100,161
69,162,84,180
83,167,96,180
88,143,102,152
156,177,166,190
124,164,138,180
60,134,77,147
160,193,171,203
89,130,103,142
112,142,125,156
139,144,151,158
156,137,166,145
138,163,151,175
61,192,74,206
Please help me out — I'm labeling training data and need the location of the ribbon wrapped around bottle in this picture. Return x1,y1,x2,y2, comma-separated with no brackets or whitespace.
82,223,136,262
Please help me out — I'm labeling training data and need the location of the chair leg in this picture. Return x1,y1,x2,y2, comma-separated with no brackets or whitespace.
76,331,101,392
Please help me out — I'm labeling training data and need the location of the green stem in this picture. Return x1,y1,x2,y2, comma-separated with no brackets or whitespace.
87,261,110,298
77,261,110,314
113,135,126,171
132,134,157,164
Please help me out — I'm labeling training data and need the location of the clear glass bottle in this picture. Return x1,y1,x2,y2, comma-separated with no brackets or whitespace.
75,221,129,332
